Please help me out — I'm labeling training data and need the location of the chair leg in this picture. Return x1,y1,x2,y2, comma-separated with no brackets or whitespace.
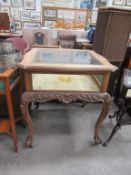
4,80,18,152
34,102,39,109
10,123,18,153
103,105,126,146
109,110,119,119
103,123,120,146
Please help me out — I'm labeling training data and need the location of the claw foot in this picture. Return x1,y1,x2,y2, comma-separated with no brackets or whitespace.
94,135,102,145
24,136,33,148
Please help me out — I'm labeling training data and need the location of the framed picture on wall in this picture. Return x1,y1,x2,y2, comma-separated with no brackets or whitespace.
20,11,30,20
11,0,23,7
23,0,35,10
64,19,75,29
0,0,11,6
31,12,41,21
113,0,124,5
10,7,19,19
44,9,57,18
57,10,64,18
91,10,98,24
126,0,131,6
63,10,69,19
23,22,41,28
80,0,93,9
69,11,75,19
44,20,56,28
76,11,87,22
15,20,22,29
0,7,10,15
96,0,107,7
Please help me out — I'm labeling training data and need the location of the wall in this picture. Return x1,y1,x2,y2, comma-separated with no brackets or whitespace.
0,0,99,30
2,0,127,31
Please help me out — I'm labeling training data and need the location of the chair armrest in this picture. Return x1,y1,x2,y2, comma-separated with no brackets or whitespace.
0,68,18,79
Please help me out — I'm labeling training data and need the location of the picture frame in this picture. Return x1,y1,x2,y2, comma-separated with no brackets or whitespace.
44,20,56,28
64,19,75,29
126,0,131,6
55,2,70,7
23,0,35,10
113,0,124,5
91,10,98,24
69,11,75,20
63,10,69,19
20,11,30,20
15,20,22,29
11,0,23,7
10,7,19,19
23,22,41,28
55,19,64,28
57,10,64,18
96,0,106,7
73,0,80,8
80,0,93,9
44,9,57,18
0,6,10,15
76,11,87,22
31,11,41,21
0,0,11,6
75,21,85,29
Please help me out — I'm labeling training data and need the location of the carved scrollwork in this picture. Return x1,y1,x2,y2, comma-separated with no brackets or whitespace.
20,91,112,147
21,92,111,105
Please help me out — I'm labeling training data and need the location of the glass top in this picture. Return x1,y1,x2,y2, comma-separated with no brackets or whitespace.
33,49,102,65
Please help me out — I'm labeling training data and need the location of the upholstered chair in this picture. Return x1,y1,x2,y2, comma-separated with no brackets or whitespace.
6,37,30,55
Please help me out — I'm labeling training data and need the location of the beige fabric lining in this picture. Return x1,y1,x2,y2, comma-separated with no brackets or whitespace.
32,74,100,91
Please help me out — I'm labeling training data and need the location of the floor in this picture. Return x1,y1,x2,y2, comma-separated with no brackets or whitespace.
0,102,131,175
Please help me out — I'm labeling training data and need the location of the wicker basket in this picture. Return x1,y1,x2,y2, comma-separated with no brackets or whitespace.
93,7,131,62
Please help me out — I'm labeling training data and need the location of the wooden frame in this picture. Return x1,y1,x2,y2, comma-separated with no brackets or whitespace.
42,6,91,29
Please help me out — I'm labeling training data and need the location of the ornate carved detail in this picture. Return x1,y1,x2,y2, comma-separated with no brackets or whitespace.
20,92,112,148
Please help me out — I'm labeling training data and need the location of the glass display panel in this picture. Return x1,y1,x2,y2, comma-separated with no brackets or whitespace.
32,74,101,92
33,50,102,65
92,75,103,86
